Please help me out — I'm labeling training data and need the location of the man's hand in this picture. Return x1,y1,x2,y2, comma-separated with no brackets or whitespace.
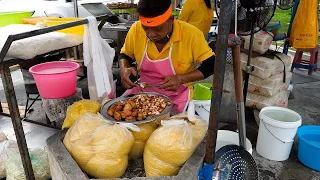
120,67,137,89
161,75,183,91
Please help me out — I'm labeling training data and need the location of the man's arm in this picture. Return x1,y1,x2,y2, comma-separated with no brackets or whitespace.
161,29,215,91
119,23,138,89
161,55,215,91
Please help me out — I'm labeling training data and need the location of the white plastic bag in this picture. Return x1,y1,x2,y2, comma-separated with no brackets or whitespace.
246,90,288,110
0,131,8,178
241,53,292,79
243,31,273,54
5,148,50,180
248,72,292,97
83,16,115,101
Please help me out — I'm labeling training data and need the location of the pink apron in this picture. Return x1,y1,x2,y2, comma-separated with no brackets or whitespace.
122,40,190,113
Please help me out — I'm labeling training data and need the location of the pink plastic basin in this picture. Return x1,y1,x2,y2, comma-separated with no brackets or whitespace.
29,61,79,99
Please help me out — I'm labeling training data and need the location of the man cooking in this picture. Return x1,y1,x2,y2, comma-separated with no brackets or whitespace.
119,0,215,113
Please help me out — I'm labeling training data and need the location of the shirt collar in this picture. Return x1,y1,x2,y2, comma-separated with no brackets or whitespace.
170,19,182,43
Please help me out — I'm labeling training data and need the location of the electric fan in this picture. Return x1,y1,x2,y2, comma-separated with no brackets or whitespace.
214,0,277,102
277,0,295,10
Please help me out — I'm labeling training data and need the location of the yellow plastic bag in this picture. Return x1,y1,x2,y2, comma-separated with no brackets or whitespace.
144,147,180,177
290,0,318,48
62,100,101,129
129,122,158,159
144,114,208,177
128,140,146,159
63,113,135,178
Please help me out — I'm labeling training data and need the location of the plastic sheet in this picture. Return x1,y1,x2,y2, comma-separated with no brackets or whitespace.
62,99,101,129
248,72,292,97
63,113,135,178
5,148,50,180
241,53,292,79
246,90,288,110
144,114,208,177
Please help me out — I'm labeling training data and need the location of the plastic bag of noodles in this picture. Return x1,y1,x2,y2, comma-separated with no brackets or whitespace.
62,99,101,129
63,113,137,178
144,114,208,177
5,148,50,180
129,122,158,159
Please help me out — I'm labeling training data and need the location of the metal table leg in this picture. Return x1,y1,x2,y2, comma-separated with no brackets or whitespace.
0,65,35,180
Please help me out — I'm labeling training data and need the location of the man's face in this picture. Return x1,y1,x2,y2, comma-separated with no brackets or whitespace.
141,18,173,42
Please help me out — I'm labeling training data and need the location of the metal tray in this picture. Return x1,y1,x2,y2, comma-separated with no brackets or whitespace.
100,92,173,124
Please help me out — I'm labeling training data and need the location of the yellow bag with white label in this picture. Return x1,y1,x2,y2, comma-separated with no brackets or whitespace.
144,114,208,177
62,100,100,129
290,0,318,48
63,113,137,178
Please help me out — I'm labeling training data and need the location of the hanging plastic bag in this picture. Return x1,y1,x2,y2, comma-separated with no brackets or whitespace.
290,0,318,48
83,16,115,101
62,99,101,129
5,148,50,180
63,113,137,178
129,122,158,159
144,115,208,177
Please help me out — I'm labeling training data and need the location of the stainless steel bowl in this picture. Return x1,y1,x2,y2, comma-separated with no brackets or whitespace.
100,92,173,124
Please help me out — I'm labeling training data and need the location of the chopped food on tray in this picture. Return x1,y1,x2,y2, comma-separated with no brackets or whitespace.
107,94,171,122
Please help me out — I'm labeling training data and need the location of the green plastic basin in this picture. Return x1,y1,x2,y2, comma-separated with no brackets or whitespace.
193,82,212,100
0,11,33,27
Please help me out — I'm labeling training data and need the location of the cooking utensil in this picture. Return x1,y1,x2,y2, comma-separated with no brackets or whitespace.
134,81,162,89
214,145,258,180
100,92,173,124
213,44,258,180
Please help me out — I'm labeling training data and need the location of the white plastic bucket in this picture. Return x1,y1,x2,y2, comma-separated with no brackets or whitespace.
216,130,253,154
256,106,302,161
188,100,210,122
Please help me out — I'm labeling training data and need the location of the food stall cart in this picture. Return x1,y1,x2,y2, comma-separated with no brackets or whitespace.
0,15,111,179
0,1,233,179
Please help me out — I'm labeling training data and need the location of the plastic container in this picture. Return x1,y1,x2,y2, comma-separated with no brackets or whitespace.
0,11,33,27
265,20,282,37
256,106,302,161
45,18,84,36
216,130,253,154
29,61,80,99
193,83,212,100
297,126,320,171
188,100,211,122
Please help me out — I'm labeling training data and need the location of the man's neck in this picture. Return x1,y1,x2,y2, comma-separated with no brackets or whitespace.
155,22,174,52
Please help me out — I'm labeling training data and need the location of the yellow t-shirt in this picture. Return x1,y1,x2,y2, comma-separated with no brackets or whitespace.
120,19,215,99
120,19,214,75
178,0,214,37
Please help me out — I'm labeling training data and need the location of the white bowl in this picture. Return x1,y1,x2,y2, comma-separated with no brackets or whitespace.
216,130,253,154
